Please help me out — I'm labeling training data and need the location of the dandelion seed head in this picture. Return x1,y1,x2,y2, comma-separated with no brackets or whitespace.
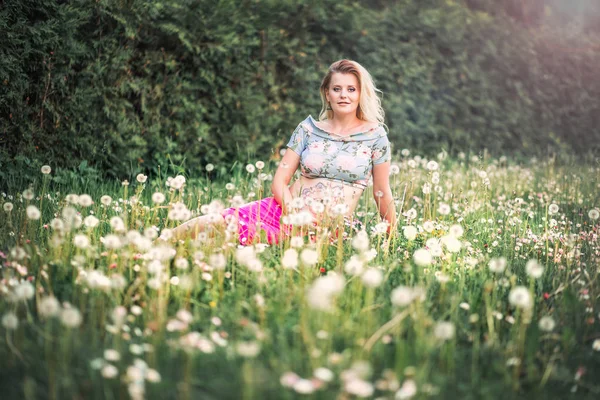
413,248,432,266
136,174,147,183
2,312,18,330
538,316,556,332
78,194,93,207
525,259,544,279
508,286,532,309
403,226,417,241
26,205,41,220
361,268,384,288
22,189,34,200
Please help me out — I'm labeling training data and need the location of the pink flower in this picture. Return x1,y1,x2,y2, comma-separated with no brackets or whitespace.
304,156,326,170
308,142,325,153
372,150,383,161
336,155,355,170
325,144,338,155
356,145,372,159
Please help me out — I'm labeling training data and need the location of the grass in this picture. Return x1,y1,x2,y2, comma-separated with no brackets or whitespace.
0,153,599,400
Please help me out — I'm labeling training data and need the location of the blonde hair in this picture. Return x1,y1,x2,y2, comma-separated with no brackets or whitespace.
318,59,385,124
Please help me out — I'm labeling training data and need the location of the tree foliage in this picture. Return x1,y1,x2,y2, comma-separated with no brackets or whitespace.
1,0,599,183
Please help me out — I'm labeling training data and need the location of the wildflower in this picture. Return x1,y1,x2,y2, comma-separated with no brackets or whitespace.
280,372,301,388
538,316,556,332
145,369,161,383
99,195,111,206
361,268,384,288
588,208,599,220
332,203,349,216
290,236,304,248
205,163,214,172
426,160,439,171
121,180,129,186
441,235,461,253
255,161,265,169
84,215,99,228
110,216,125,232
437,203,451,216
306,274,345,312
246,164,256,173
174,258,189,270
10,246,27,260
166,175,185,190
592,339,600,351
26,205,41,220
508,286,532,310
449,224,464,238
73,234,90,249
101,364,118,379
413,248,432,267
102,234,123,250
3,202,13,212
401,149,410,157
22,189,34,200
293,379,315,394
433,321,455,341
548,203,559,215
345,378,374,397
78,194,93,207
104,349,121,361
129,306,143,318
390,164,400,175
2,312,18,330
225,183,235,191
300,249,318,266
136,174,147,183
489,257,507,273
403,226,417,241
391,286,415,307
525,259,544,279
41,165,52,174
13,281,35,301
151,192,165,204
209,253,227,270
344,257,364,276
422,220,434,232
405,208,417,220
61,307,83,328
352,231,370,252
39,296,60,318
314,367,334,382
395,379,417,399
236,341,261,357
282,249,299,269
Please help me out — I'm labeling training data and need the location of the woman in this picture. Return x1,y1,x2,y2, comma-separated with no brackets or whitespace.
171,59,396,244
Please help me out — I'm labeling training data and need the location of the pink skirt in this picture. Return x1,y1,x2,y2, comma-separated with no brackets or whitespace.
222,197,288,245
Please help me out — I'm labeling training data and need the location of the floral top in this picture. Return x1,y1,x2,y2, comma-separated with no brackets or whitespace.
286,115,391,189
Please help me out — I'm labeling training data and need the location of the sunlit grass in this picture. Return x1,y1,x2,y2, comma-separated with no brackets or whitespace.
1,153,599,399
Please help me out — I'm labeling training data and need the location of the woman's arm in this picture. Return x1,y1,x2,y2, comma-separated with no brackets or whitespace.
271,149,301,215
372,161,397,233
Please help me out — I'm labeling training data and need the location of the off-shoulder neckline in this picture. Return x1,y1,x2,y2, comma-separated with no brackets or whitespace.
307,115,381,137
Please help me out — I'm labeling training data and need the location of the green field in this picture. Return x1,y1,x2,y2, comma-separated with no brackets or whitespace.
1,154,599,399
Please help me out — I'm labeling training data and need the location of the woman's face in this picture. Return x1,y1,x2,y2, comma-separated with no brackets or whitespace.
325,72,360,118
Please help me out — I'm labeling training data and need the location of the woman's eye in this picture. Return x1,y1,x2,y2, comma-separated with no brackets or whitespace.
348,88,355,92
333,88,340,92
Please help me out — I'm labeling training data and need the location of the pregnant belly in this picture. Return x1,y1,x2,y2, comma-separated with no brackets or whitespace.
289,176,364,217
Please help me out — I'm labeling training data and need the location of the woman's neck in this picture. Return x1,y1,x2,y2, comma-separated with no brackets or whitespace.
327,114,363,134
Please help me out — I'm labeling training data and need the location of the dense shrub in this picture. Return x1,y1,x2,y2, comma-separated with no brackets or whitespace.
1,0,599,186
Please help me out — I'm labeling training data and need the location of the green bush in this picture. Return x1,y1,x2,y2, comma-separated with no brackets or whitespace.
1,0,599,188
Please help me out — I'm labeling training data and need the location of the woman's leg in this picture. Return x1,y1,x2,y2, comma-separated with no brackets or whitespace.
169,214,225,240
